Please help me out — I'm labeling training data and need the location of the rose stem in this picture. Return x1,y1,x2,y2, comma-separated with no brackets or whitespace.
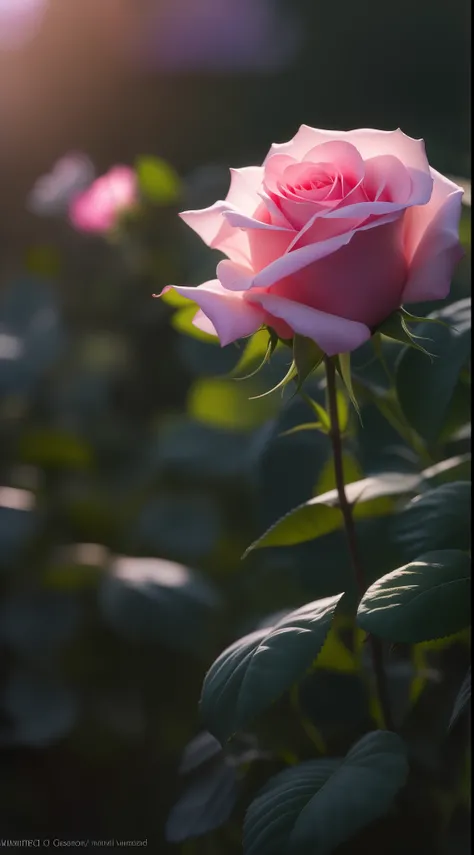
324,356,394,731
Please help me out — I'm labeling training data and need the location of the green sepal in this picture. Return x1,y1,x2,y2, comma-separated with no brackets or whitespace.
233,329,279,381
293,335,325,390
249,359,298,400
334,353,361,420
377,310,435,357
301,393,331,431
401,307,453,331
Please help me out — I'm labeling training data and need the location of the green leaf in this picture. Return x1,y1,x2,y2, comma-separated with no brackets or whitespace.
244,472,421,554
459,206,471,249
314,452,363,496
200,594,343,743
335,353,360,417
293,335,324,388
396,298,471,443
357,550,471,643
394,481,471,559
421,454,471,486
188,376,280,430
449,667,471,730
136,155,181,204
243,731,408,855
18,430,93,469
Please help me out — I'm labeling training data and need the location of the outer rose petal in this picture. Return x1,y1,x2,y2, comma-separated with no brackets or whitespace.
165,281,264,346
252,229,355,288
403,169,464,260
216,259,254,291
402,170,464,303
246,292,370,355
192,309,218,337
227,166,264,211
267,218,407,328
179,165,281,265
179,202,251,265
265,126,432,204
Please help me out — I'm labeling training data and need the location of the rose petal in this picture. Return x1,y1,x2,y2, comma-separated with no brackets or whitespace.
217,259,254,291
268,218,407,328
252,229,355,288
164,281,264,346
404,169,464,260
265,126,432,204
257,189,294,228
402,170,464,303
302,140,365,183
227,166,264,212
193,309,218,337
179,202,251,264
223,209,292,232
246,292,370,355
363,155,412,203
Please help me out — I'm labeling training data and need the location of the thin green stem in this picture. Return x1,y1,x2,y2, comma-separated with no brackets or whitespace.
324,356,394,731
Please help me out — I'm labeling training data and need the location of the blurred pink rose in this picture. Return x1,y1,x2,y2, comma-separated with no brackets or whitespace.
168,127,463,356
69,166,137,234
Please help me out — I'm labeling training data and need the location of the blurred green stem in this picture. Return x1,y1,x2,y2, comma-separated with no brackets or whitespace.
325,356,394,731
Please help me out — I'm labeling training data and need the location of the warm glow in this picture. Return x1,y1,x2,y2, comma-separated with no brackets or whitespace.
0,0,47,49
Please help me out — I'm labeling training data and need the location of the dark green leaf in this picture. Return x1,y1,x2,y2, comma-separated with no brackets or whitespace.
0,487,40,570
243,731,408,855
99,556,220,653
178,731,223,775
200,594,343,743
396,298,471,442
357,550,471,643
166,761,237,843
394,482,471,559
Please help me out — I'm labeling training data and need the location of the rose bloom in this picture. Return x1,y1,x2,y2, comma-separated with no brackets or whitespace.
168,127,463,355
69,165,137,234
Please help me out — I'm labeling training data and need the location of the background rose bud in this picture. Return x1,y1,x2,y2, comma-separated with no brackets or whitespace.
69,165,137,234
170,127,464,356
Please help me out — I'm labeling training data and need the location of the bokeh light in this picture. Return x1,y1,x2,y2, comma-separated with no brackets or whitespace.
0,0,47,50
137,0,300,72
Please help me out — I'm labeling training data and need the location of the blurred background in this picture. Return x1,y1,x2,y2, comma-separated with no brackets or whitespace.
0,0,470,851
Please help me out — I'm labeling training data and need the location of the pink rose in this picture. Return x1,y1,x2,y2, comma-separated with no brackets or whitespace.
69,165,137,234
169,127,463,355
